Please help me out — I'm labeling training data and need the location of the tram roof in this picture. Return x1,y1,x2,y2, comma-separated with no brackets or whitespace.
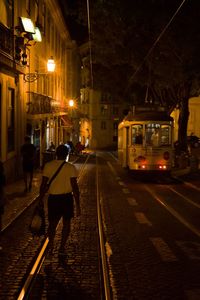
123,111,173,122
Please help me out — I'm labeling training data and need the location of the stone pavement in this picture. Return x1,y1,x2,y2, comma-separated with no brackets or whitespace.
0,152,200,299
2,169,42,231
1,161,197,233
0,153,102,299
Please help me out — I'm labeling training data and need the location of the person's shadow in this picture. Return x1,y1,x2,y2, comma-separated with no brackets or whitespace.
41,259,97,300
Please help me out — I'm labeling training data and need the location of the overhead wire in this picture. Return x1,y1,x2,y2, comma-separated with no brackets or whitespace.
127,0,188,90
86,0,94,89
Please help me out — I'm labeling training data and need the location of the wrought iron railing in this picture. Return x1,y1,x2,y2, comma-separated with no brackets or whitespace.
0,23,13,58
26,92,68,115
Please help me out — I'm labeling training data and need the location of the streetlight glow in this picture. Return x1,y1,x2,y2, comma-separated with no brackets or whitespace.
47,56,55,72
24,57,56,82
69,99,74,107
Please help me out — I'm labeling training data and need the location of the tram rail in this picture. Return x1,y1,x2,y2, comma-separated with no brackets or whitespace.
1,150,200,299
16,152,113,300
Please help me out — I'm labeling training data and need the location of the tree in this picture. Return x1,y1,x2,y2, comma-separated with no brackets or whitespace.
61,0,200,150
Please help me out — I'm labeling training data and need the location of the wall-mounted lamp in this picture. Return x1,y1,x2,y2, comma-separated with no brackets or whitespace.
69,99,75,107
19,17,35,34
17,17,42,43
47,56,55,72
23,57,56,82
32,27,42,42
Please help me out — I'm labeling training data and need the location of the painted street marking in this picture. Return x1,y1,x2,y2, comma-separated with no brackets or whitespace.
127,197,138,206
122,188,130,194
150,237,178,262
135,212,152,226
184,181,200,192
176,241,200,260
168,187,200,209
145,185,200,239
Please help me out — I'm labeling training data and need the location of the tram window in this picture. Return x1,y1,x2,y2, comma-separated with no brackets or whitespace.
160,125,171,145
145,124,160,146
132,124,143,144
145,124,171,146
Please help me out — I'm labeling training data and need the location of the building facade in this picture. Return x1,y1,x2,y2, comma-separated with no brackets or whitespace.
79,43,127,150
0,0,80,182
171,97,200,141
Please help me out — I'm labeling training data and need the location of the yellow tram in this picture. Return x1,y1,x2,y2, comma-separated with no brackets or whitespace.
118,109,174,172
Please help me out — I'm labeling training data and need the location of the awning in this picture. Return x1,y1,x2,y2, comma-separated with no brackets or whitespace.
61,115,73,128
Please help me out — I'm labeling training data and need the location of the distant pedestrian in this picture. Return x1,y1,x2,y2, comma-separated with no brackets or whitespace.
20,136,36,193
47,141,56,152
0,161,6,250
38,144,80,259
75,141,85,155
65,141,75,155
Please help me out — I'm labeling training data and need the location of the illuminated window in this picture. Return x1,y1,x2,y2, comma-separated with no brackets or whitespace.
101,105,107,115
160,125,171,146
132,124,143,144
145,123,160,146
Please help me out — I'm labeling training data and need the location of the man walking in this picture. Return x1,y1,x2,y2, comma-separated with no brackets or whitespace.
39,144,80,259
20,136,36,193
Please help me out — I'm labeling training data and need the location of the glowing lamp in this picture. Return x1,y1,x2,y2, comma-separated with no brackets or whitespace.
69,99,74,107
19,17,35,33
32,27,42,42
47,56,55,72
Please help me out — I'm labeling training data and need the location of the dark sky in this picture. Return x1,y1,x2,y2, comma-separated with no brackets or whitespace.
58,0,200,49
58,0,88,45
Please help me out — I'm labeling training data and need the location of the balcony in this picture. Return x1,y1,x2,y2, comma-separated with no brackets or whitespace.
26,92,68,116
0,23,14,65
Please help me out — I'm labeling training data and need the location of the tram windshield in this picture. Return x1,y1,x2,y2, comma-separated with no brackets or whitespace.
131,123,172,147
132,124,143,144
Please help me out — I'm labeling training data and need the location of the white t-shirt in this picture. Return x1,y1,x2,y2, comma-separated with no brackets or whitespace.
43,160,78,195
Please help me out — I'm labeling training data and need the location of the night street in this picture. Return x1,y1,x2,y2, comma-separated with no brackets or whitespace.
1,0,200,299
0,151,200,299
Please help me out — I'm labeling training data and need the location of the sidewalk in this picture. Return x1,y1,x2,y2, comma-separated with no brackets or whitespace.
2,169,42,231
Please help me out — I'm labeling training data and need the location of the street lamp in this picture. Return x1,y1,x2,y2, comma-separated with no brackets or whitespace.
47,56,55,72
23,56,56,82
69,99,75,107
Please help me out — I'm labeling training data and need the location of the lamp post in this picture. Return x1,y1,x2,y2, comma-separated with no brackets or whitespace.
23,56,56,82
